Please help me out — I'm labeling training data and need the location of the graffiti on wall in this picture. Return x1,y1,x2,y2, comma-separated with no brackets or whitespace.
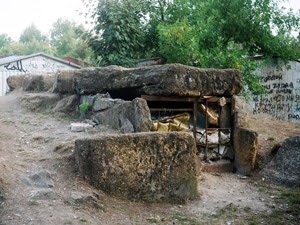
4,60,27,73
251,61,300,122
3,56,71,74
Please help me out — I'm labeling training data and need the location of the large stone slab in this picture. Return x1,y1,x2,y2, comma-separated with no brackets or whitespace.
22,74,55,92
234,128,258,175
93,97,153,132
75,132,200,203
20,93,60,112
7,73,55,92
261,136,300,187
53,64,242,98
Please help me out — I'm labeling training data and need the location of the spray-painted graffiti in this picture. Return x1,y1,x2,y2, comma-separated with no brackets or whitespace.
251,60,300,122
4,56,73,73
4,60,27,73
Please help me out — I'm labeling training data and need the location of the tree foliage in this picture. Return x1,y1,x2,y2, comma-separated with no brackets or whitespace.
0,34,12,51
50,18,95,62
84,0,300,98
0,40,53,55
0,20,95,65
87,0,146,66
19,24,47,43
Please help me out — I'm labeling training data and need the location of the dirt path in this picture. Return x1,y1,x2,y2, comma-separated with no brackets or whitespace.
0,91,296,225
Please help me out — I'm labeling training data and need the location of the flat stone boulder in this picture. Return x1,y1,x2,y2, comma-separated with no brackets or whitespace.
51,70,74,94
54,64,242,98
93,97,153,132
52,95,79,116
20,93,60,112
261,136,300,187
69,123,93,132
7,75,25,91
234,128,258,175
22,74,55,92
75,132,200,203
7,74,55,92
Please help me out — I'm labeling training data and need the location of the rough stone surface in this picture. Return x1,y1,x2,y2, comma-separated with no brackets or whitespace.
234,128,258,175
261,136,300,187
51,70,75,94
7,74,55,92
120,118,134,133
75,132,200,203
6,75,25,91
53,95,79,116
21,171,54,188
69,123,93,132
22,74,55,92
93,98,124,112
20,93,60,112
233,95,249,128
93,97,152,132
54,64,242,98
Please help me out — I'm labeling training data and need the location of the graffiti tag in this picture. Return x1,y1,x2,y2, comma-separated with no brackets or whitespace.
4,60,27,73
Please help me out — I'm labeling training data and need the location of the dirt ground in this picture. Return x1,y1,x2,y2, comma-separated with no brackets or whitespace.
0,90,299,225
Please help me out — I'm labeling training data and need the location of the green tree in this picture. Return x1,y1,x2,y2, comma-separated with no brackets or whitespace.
0,40,53,56
84,0,300,97
157,0,300,98
19,24,47,43
0,34,12,51
87,0,146,66
50,18,95,64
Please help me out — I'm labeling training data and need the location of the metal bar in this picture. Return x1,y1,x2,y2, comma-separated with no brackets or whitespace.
141,95,197,102
204,99,208,161
149,108,193,112
218,101,221,155
193,97,198,141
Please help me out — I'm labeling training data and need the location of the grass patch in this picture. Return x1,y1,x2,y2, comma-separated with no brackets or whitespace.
65,199,82,209
281,187,300,204
172,212,201,225
267,137,275,141
245,187,300,225
28,199,39,206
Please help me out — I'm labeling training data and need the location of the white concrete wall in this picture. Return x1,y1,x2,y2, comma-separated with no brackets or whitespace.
249,60,300,122
0,55,77,96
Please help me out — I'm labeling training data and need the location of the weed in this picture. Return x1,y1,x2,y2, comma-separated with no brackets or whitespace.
146,217,160,223
29,199,39,206
267,137,275,141
79,102,91,114
1,119,15,125
281,187,300,205
172,212,200,225
79,218,88,223
65,199,81,209
248,218,258,225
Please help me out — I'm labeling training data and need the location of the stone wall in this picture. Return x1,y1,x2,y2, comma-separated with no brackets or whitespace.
75,132,201,203
250,60,300,122
53,64,242,98
7,73,55,92
233,96,258,174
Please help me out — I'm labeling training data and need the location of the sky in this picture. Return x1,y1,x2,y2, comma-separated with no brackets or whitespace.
0,0,299,41
0,0,88,41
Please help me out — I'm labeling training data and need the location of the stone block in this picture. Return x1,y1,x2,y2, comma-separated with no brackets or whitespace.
234,128,258,174
261,136,300,187
93,98,152,132
20,93,60,112
53,64,242,98
75,132,200,203
7,75,25,91
23,74,55,92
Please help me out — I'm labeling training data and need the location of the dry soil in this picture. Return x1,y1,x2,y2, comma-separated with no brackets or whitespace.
0,90,299,225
